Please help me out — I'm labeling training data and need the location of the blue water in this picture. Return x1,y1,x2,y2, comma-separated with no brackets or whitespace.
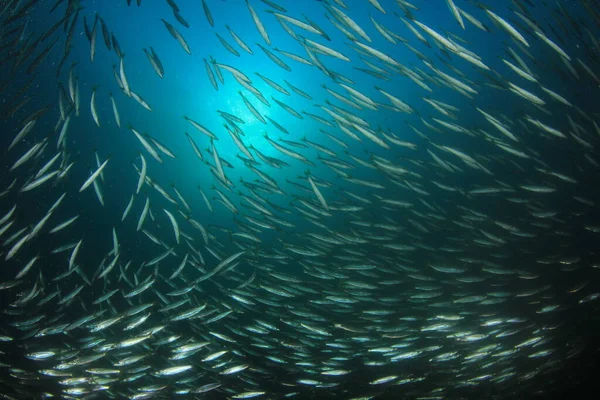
11,2,594,232
2,0,600,398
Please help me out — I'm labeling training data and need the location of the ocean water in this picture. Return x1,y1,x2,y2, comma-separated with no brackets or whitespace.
1,0,600,399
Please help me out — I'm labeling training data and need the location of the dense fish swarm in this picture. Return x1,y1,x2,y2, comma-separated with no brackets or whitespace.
1,0,600,399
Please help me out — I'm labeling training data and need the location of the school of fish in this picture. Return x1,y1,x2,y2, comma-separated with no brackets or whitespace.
1,0,600,398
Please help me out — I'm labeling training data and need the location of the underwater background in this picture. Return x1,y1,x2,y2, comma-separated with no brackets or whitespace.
1,0,600,398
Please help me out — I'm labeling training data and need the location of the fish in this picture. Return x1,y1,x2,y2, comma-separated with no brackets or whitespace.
256,43,291,71
9,119,36,151
184,116,218,140
246,0,270,45
202,0,214,27
90,86,100,126
79,157,109,193
109,93,121,127
130,125,163,163
303,37,350,62
136,154,147,194
130,90,153,111
446,0,464,29
143,47,164,78
163,208,180,244
161,18,191,54
154,365,192,376
485,9,529,47
306,172,328,210
90,14,98,62
226,25,253,55
0,1,598,399
270,12,323,36
216,33,240,57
